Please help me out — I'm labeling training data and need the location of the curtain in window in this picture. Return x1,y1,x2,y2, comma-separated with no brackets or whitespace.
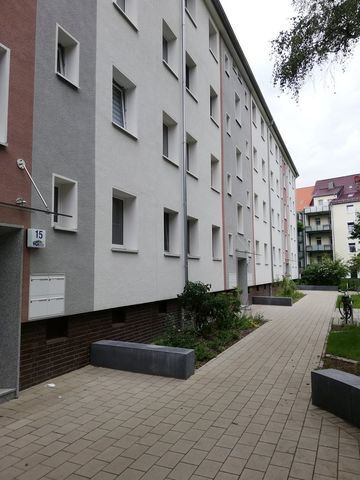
113,82,125,128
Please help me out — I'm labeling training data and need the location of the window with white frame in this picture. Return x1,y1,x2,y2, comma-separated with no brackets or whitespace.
348,222,355,235
253,147,258,171
251,101,257,126
349,243,356,253
276,178,279,195
187,217,199,256
254,193,259,217
52,175,78,231
186,132,197,175
255,240,260,263
263,201,267,222
261,159,266,180
185,52,196,96
237,204,244,234
210,86,219,123
163,111,178,163
212,225,221,259
113,0,137,27
226,173,232,195
112,66,136,135
278,248,281,263
235,92,241,125
185,0,196,21
164,208,179,255
112,189,137,249
228,233,233,256
162,20,177,74
236,148,243,180
260,117,265,139
224,53,229,76
264,243,269,265
275,144,279,162
56,25,80,87
225,113,231,136
210,155,220,191
209,19,218,59
0,43,10,145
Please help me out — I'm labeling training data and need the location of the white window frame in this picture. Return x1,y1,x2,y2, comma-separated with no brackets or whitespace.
112,66,137,138
162,111,178,166
210,155,220,192
111,188,137,252
226,173,232,196
226,113,231,136
164,208,180,256
55,24,80,88
0,43,10,145
162,20,177,76
52,174,78,232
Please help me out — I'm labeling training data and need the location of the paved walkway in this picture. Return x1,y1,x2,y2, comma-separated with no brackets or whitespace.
1,291,359,480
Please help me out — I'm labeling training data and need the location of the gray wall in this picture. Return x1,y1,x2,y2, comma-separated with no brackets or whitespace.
30,0,97,316
0,227,22,391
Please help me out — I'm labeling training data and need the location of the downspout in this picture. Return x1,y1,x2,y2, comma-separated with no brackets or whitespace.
249,95,256,287
181,0,188,285
219,40,227,290
267,128,274,294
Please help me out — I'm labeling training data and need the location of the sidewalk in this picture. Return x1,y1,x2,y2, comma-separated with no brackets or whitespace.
0,291,359,480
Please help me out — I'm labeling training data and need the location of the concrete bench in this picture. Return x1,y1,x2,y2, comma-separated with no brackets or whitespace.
91,340,195,380
252,296,292,306
311,369,360,427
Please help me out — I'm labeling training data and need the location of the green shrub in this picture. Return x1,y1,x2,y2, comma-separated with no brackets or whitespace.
194,343,216,362
301,257,349,286
339,278,360,292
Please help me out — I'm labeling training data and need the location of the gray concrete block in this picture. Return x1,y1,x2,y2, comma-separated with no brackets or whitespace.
311,369,360,428
252,296,292,306
91,340,195,379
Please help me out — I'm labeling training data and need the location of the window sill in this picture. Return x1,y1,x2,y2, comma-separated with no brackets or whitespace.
236,175,243,182
262,178,266,183
235,119,242,128
0,140,8,147
163,60,178,80
111,246,139,254
227,192,232,196
252,121,257,128
53,225,78,233
211,186,220,194
185,8,197,28
261,135,265,142
188,255,200,260
212,257,222,262
164,252,181,258
186,88,198,103
187,170,198,181
112,121,138,141
226,131,231,137
113,2,138,31
163,155,179,168
225,71,230,78
210,116,219,128
238,232,244,236
209,49,218,63
245,105,249,111
56,72,79,89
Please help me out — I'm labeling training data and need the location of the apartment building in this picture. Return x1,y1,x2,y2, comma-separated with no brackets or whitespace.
297,175,360,274
0,0,298,395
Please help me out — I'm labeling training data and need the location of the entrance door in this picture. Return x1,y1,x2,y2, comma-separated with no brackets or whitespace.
0,226,23,401
237,258,248,305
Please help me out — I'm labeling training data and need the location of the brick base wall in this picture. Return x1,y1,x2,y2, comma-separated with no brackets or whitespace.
20,299,180,390
248,283,272,304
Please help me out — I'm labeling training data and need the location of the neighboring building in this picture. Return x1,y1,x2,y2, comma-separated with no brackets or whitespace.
0,0,299,394
297,174,360,275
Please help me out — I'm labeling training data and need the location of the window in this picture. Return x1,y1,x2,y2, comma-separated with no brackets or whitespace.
278,248,281,263
255,241,260,263
112,189,137,250
115,0,125,12
187,217,199,256
348,222,355,235
269,134,273,153
112,66,136,136
210,86,219,124
52,175,78,231
246,141,250,158
212,225,221,259
235,93,241,125
56,25,80,87
185,0,196,20
276,179,279,195
0,43,10,144
315,217,321,226
271,208,275,226
270,171,274,189
185,52,196,96
347,204,355,213
228,233,233,256
226,113,231,136
272,246,276,265
316,237,321,246
253,147,258,171
263,201,267,222
209,20,218,59
349,243,356,253
261,159,266,180
264,243,269,265
46,318,68,341
260,117,265,139
162,20,177,74
247,239,252,258
275,145,279,162
254,194,259,217
246,191,250,208
113,0,137,27
186,132,197,174
164,209,179,255
277,213,280,230
210,155,220,191
224,53,229,76
226,173,232,195
244,89,249,109
237,204,244,234
236,148,243,180
163,111,178,163
251,101,257,125
158,301,167,315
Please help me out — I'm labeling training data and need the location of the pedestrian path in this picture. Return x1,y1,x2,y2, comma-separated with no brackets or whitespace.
0,291,359,479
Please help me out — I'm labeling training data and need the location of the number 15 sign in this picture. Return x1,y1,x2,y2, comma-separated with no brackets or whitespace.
27,229,46,248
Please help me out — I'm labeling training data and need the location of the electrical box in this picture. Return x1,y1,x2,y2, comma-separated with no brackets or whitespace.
27,229,46,248
29,274,65,320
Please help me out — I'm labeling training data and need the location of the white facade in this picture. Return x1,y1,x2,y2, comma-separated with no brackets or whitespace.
332,202,360,267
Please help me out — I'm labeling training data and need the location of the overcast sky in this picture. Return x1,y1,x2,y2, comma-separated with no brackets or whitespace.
220,0,360,188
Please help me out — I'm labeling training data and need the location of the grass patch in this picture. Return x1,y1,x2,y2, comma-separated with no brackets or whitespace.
336,294,360,309
155,314,264,367
326,325,360,361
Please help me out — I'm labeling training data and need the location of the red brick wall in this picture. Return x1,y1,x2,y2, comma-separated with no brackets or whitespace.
20,299,180,390
248,283,272,304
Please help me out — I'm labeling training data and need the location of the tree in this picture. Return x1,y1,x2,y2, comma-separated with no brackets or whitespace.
348,254,360,276
272,0,360,98
301,256,349,285
350,211,360,240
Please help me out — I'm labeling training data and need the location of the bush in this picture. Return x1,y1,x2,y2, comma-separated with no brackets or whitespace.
339,278,360,292
301,257,349,286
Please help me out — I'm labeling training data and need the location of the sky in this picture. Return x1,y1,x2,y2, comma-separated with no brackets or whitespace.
220,0,360,188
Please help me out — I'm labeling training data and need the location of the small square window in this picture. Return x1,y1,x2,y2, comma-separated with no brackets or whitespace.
164,209,180,255
112,66,136,136
56,24,80,87
52,175,78,231
112,189,137,250
162,20,177,74
0,43,10,144
212,225,221,259
210,155,220,191
209,20,218,59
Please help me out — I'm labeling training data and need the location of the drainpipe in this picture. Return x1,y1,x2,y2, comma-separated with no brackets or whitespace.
219,41,227,290
181,0,188,285
249,94,256,287
267,127,274,294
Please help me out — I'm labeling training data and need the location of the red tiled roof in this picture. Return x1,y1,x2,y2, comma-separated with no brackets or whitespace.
296,186,314,212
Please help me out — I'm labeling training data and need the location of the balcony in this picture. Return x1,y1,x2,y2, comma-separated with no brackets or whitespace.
306,244,333,252
304,205,330,214
305,224,332,233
